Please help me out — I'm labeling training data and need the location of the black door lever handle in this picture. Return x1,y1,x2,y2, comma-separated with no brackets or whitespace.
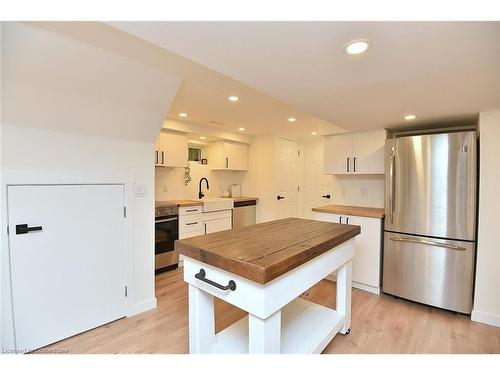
277,195,285,200
322,194,331,199
16,224,43,235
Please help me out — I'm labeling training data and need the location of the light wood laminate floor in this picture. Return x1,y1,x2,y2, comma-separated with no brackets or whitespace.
41,268,500,354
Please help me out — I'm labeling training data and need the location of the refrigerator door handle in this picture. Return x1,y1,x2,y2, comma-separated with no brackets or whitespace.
389,236,466,251
389,146,396,224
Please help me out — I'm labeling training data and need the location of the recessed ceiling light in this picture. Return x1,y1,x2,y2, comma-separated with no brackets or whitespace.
238,127,245,131
403,114,417,121
288,117,296,123
199,136,206,140
179,112,187,117
311,132,317,135
345,39,370,55
228,96,239,102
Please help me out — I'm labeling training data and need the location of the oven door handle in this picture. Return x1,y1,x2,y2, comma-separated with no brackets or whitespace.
155,217,178,224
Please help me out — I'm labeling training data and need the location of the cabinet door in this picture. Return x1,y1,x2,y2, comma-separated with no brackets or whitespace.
154,136,162,167
314,212,343,224
352,130,385,174
204,217,232,234
323,133,353,174
348,215,382,289
225,142,248,170
160,132,188,168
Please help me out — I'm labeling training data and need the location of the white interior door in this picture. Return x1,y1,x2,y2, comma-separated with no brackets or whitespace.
277,138,299,219
8,184,127,351
303,141,333,218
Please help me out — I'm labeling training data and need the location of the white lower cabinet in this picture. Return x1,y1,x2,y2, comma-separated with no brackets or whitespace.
203,210,232,234
178,207,232,264
314,212,382,294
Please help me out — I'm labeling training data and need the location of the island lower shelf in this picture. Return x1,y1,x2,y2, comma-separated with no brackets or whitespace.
212,298,345,354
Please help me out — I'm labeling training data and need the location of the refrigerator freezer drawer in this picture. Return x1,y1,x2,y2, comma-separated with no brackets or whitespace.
382,232,475,313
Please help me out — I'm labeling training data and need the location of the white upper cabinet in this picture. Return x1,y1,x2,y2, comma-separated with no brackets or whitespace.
352,130,386,174
323,133,353,174
155,132,188,168
209,141,248,171
323,130,385,174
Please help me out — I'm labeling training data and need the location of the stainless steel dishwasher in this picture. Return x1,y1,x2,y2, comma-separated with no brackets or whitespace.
232,199,257,228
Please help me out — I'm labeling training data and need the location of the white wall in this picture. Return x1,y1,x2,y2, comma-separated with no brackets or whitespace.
3,23,180,142
155,162,247,201
472,110,500,327
1,23,180,350
1,125,158,349
0,21,4,345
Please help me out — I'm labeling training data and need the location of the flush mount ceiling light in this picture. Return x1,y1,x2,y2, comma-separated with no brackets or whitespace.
403,114,417,120
179,112,187,117
199,136,206,140
311,131,318,135
345,39,370,55
288,117,296,123
228,96,239,102
238,127,245,131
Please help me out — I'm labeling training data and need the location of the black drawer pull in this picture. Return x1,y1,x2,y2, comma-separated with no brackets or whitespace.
16,224,43,235
186,222,198,226
195,269,236,291
186,209,198,212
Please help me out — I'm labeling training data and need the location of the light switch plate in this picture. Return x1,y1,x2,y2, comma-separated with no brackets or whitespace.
135,184,147,197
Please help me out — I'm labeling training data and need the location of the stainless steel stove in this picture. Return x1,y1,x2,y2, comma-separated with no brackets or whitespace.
155,202,179,274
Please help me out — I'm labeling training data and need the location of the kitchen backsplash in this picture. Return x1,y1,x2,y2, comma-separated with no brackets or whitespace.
155,161,247,201
331,174,385,208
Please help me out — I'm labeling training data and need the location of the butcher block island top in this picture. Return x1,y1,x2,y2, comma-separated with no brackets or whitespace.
312,204,385,219
175,217,360,284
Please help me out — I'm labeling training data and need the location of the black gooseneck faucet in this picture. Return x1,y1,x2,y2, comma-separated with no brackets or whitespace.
198,178,209,199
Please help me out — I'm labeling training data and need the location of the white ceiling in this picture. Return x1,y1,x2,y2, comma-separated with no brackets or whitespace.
110,22,500,131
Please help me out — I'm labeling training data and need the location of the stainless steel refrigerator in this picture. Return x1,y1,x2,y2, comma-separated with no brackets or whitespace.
383,131,477,314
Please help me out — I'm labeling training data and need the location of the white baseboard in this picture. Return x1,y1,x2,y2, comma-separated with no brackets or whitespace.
128,298,157,317
471,309,500,328
352,281,380,295
324,274,380,295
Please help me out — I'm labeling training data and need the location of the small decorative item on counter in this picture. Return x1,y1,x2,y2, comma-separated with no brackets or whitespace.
184,160,192,186
222,189,230,198
201,158,208,165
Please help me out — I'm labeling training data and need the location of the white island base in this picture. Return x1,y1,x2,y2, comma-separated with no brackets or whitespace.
183,238,355,354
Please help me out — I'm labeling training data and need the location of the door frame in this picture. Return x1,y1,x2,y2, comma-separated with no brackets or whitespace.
275,137,300,219
1,171,135,352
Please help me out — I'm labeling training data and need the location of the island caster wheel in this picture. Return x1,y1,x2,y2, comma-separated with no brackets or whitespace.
345,329,350,335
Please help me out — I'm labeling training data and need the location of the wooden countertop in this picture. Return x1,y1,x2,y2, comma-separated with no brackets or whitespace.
175,217,360,284
156,197,258,207
156,200,201,208
312,204,385,219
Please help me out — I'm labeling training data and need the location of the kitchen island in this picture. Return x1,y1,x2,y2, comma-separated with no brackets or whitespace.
175,217,360,354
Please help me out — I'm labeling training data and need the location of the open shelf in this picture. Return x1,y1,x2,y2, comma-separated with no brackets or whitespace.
212,298,345,354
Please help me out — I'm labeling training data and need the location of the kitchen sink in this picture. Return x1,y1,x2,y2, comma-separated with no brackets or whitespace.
197,198,234,212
